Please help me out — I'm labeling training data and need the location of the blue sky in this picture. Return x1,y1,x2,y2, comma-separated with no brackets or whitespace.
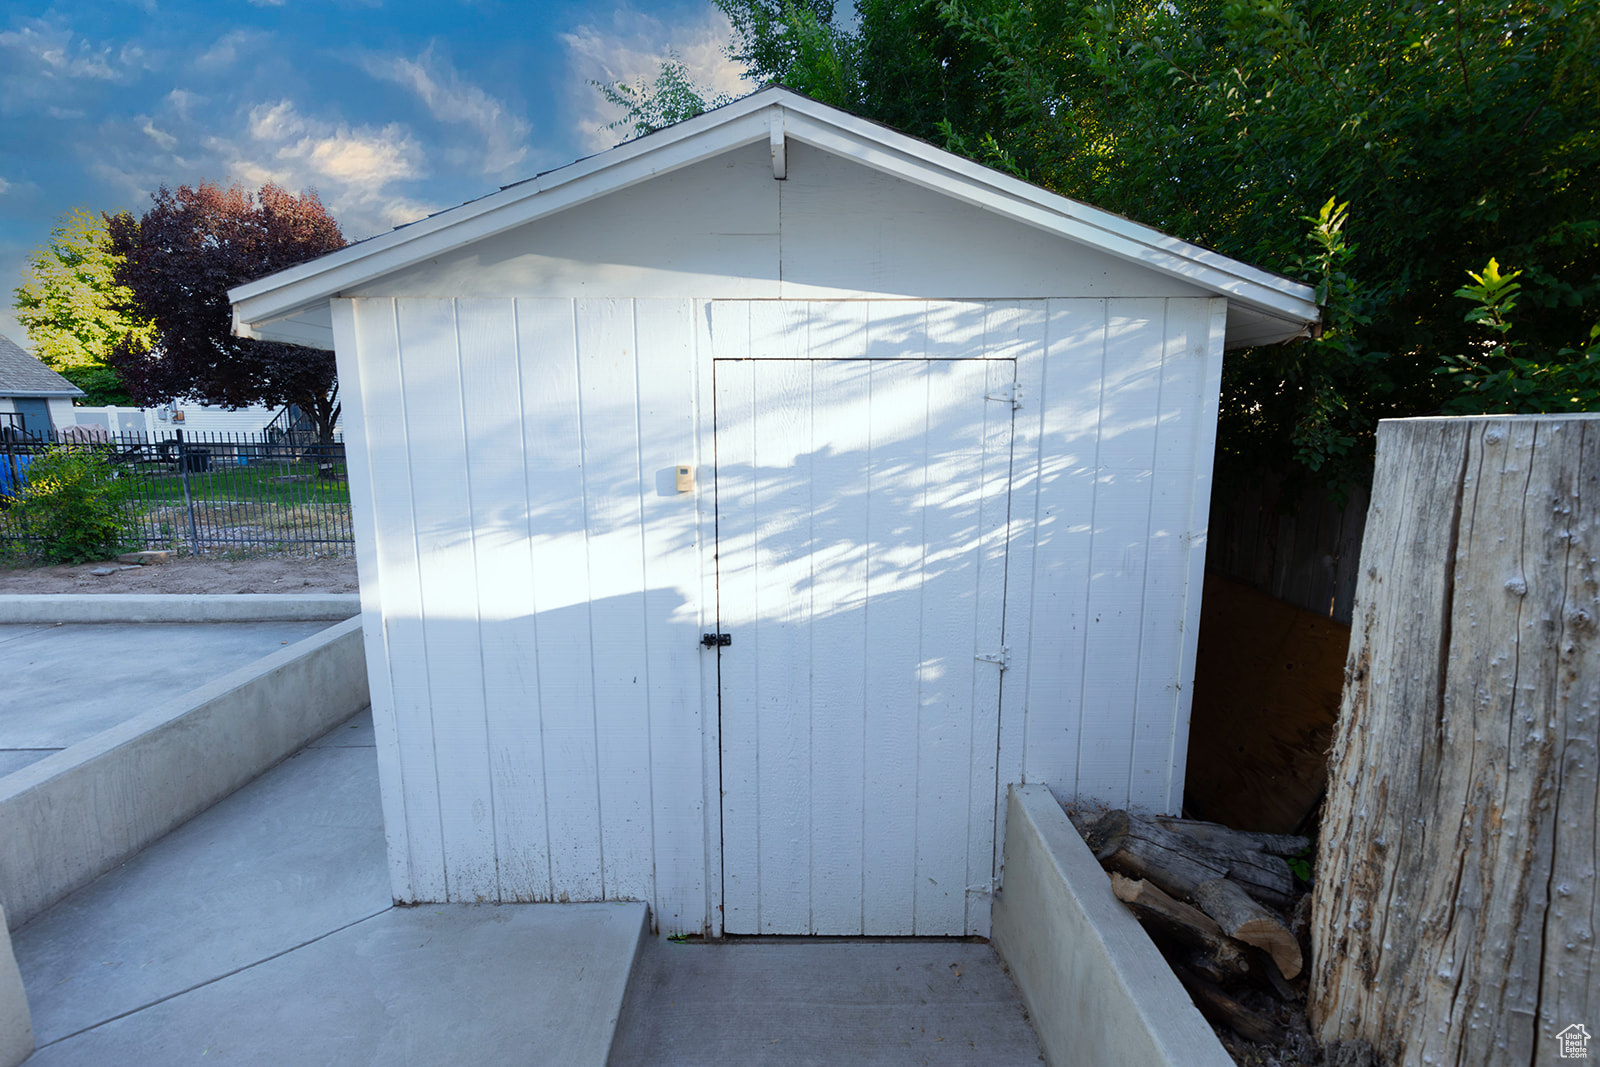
0,0,749,346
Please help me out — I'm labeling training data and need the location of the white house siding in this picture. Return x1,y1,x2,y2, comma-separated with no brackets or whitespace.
335,293,1225,935
349,142,1211,305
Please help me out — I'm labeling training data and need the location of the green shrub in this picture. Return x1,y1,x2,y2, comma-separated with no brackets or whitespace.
6,447,142,563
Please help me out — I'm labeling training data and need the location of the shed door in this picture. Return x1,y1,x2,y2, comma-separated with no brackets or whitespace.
712,356,1015,935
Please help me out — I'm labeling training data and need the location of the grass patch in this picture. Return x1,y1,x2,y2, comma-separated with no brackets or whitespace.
130,461,351,506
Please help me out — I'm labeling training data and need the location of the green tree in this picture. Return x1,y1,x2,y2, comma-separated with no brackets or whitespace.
13,209,153,406
597,56,736,140
608,0,1600,490
106,182,347,449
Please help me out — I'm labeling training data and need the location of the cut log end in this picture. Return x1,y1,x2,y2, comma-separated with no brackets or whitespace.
1193,877,1302,980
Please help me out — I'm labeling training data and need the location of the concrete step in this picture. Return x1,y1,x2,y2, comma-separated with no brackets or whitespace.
11,708,648,1065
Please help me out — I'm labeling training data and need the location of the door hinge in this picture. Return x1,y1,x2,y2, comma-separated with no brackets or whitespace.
986,382,1022,410
975,647,1011,670
701,632,732,648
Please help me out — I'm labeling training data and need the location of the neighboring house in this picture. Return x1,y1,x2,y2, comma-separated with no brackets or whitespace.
231,87,1321,938
70,403,288,438
0,333,82,440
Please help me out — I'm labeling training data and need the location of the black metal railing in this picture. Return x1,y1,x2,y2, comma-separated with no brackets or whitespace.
0,428,354,556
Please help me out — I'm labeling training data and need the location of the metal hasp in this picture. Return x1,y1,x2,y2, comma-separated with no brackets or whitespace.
986,382,1023,410
975,647,1011,670
701,633,733,648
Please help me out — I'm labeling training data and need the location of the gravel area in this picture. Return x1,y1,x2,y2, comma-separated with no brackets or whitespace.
0,555,358,594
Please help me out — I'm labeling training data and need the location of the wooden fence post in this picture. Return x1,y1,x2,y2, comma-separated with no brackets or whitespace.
1311,415,1599,1064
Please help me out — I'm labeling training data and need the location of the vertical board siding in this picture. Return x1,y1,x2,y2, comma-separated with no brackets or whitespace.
989,301,1049,912
515,299,602,901
456,299,547,901
397,299,499,900
575,298,655,904
1075,300,1164,805
1024,297,1224,811
366,300,448,901
860,356,928,935
335,300,426,900
351,293,1220,933
1128,299,1208,810
711,337,760,931
1026,300,1109,801
806,354,871,935
635,300,707,931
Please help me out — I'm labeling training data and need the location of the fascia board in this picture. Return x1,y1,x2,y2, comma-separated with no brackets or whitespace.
229,104,776,328
231,84,1319,332
2,389,83,398
778,99,1319,321
234,308,335,350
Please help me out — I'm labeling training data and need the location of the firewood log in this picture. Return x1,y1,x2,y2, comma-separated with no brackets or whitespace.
1089,810,1295,907
1191,878,1302,980
1110,874,1251,980
1170,962,1288,1046
1150,815,1310,858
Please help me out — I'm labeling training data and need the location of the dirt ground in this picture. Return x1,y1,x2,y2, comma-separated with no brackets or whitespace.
0,554,359,594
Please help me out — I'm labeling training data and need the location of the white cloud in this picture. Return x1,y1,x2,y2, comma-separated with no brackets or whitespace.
0,178,10,195
361,47,531,175
560,4,747,153
165,88,203,119
196,30,265,71
247,0,287,6
216,100,434,235
140,118,177,150
0,20,149,83
88,90,437,240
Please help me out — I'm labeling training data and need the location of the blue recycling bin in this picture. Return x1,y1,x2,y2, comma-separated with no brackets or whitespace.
0,454,30,498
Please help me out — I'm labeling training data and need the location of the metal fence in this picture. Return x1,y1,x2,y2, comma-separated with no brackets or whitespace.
0,424,354,556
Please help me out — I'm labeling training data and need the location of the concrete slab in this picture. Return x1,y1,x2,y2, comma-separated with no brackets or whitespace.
0,618,370,927
10,707,648,1066
609,936,1045,1066
23,903,647,1067
11,735,389,1043
305,705,374,749
0,620,331,769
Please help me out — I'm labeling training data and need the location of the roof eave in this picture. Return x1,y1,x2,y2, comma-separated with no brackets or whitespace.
230,86,1320,342
2,387,85,398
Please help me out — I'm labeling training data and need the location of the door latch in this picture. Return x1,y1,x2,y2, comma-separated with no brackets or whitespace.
986,382,1022,410
701,632,732,648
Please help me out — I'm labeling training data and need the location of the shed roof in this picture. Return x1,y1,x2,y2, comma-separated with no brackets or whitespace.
0,334,84,398
231,87,1320,351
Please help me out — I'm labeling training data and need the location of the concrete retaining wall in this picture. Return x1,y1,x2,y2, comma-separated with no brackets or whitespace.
0,593,358,624
0,617,368,929
991,784,1232,1067
0,904,30,1067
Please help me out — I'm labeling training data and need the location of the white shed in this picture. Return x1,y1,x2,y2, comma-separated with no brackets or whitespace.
231,88,1319,937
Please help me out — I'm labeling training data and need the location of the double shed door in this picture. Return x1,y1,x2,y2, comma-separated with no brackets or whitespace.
710,308,1016,936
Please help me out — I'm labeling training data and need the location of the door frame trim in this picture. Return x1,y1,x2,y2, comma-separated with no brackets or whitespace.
691,297,1050,938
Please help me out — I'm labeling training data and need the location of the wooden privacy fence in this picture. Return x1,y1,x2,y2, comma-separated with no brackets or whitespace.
1311,415,1598,1064
1208,470,1369,624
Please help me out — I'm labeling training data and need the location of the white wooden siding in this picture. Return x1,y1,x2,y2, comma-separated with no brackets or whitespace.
339,294,1224,934
350,142,1209,305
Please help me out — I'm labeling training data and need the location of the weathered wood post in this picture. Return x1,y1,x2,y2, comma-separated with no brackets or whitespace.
1312,415,1599,1064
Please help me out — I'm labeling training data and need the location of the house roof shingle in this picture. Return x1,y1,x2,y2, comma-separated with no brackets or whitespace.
0,334,85,398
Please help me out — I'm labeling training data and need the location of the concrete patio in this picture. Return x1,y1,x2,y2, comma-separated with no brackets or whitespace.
4,621,1045,1065
0,620,330,776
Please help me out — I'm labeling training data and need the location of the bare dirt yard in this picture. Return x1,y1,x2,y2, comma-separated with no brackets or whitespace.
0,555,358,595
